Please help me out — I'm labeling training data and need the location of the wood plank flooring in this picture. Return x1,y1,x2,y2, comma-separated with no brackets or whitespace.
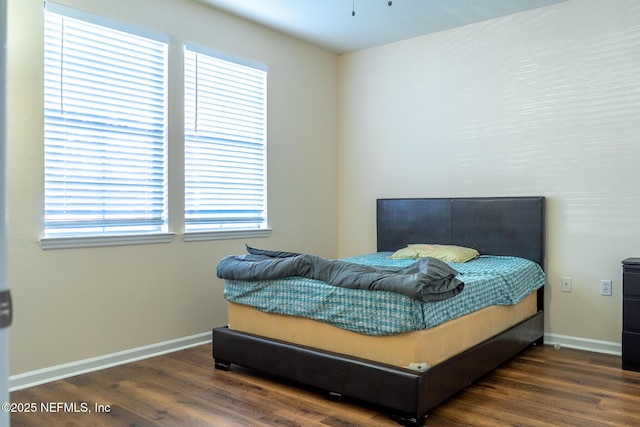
9,343,640,426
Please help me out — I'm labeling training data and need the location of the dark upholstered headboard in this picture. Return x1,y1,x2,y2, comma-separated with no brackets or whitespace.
376,197,545,267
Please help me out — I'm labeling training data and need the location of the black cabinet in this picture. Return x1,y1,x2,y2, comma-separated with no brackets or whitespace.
622,258,640,371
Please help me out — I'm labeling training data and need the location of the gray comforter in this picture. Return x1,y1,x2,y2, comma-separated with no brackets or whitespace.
216,246,464,302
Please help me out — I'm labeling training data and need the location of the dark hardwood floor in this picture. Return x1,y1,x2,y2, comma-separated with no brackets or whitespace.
9,342,640,426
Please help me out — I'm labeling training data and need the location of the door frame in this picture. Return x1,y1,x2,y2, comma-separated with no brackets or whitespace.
1,0,11,424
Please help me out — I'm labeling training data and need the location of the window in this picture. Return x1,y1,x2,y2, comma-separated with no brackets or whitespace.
43,4,169,243
184,43,268,235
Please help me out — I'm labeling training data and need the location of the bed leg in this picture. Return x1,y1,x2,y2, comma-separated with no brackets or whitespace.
214,359,231,371
392,413,427,427
327,391,343,402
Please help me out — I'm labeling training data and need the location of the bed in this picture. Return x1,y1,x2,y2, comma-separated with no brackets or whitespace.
212,197,546,426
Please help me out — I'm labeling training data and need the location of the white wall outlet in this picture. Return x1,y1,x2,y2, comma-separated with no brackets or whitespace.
600,279,612,296
561,277,572,292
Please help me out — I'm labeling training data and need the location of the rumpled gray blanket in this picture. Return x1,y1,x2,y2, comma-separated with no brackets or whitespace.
216,246,464,302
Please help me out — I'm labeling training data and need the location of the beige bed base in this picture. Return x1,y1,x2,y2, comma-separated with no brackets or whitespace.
227,290,538,371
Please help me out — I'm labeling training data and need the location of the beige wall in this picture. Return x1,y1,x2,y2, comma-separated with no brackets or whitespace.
338,0,640,346
7,0,338,374
10,0,640,376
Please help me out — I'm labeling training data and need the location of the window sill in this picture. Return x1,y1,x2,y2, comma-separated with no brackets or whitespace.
40,233,176,250
182,228,272,242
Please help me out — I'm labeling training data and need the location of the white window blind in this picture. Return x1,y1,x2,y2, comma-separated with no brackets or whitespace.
44,4,168,238
184,43,267,233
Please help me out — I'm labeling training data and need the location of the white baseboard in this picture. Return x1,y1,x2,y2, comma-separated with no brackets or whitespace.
9,331,620,392
544,333,621,356
9,331,212,392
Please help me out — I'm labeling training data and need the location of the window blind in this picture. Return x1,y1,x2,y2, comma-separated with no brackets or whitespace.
44,5,168,237
184,43,267,232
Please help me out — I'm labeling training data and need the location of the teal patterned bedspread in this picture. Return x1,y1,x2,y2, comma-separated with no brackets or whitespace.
223,253,545,336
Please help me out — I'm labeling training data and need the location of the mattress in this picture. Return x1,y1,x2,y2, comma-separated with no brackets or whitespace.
223,253,545,335
227,291,538,370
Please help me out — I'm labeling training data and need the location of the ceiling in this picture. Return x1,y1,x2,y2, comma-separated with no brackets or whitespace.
197,0,566,54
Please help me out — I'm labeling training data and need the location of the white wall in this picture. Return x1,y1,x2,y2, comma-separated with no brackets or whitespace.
338,0,640,347
7,0,338,375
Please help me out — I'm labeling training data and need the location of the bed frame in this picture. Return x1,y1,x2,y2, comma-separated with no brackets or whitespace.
212,197,545,426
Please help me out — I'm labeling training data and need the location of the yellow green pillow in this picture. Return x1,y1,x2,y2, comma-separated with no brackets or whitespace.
388,246,420,259
390,244,479,263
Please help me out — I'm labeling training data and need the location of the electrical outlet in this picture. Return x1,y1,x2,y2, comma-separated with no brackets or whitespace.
561,277,572,293
600,279,612,296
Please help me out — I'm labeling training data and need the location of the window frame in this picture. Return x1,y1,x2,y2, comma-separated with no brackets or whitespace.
41,3,174,249
182,42,270,241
